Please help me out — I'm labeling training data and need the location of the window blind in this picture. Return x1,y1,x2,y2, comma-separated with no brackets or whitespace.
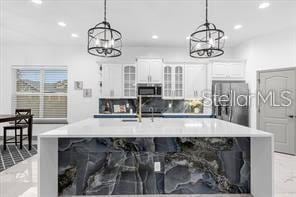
14,68,68,122
16,70,40,93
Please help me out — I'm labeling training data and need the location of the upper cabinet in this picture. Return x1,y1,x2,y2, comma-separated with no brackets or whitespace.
123,65,137,98
211,61,245,80
137,59,163,84
100,64,123,98
185,64,207,99
163,64,184,100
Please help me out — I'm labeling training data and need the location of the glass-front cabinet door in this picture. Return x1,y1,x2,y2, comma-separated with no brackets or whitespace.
163,66,173,98
163,65,184,100
174,66,184,98
123,65,136,98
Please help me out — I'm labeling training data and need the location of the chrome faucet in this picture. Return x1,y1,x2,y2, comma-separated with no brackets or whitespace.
149,107,154,122
137,95,142,122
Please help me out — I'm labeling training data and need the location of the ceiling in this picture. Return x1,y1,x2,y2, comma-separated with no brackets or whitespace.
1,0,296,48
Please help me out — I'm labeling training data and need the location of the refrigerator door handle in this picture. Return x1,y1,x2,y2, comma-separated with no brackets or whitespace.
228,93,233,122
229,105,233,122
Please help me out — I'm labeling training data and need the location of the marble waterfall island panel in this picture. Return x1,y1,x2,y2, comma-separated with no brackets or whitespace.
58,137,250,196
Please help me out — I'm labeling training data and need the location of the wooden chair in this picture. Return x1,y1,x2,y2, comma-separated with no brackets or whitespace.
3,109,31,150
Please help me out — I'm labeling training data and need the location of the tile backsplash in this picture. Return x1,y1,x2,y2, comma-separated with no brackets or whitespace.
99,98,203,114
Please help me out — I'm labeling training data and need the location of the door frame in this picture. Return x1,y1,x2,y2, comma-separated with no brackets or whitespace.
256,67,296,154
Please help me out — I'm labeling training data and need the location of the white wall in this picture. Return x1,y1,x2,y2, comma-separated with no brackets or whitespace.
0,44,234,135
3,27,295,134
232,27,296,128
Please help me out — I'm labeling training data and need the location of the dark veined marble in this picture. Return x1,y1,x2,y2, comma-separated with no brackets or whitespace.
58,138,250,196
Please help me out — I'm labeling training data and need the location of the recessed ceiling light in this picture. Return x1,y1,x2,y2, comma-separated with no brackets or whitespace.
259,2,270,9
71,33,79,38
152,35,159,39
31,0,42,5
71,34,79,38
186,36,190,40
234,24,243,30
58,21,67,27
223,36,229,40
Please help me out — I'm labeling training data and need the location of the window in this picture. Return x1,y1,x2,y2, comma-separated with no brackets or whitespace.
13,67,68,122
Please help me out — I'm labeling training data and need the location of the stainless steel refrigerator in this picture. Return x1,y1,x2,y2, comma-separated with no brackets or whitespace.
213,81,249,127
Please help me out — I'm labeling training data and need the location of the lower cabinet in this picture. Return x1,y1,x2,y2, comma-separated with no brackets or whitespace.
58,138,251,196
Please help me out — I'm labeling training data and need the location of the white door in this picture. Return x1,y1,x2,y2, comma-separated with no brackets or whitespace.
137,60,150,83
258,69,296,154
185,64,207,99
149,60,163,83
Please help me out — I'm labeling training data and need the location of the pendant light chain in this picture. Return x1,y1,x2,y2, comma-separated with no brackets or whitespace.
205,0,208,24
87,0,122,57
189,0,225,58
206,0,209,40
104,0,107,40
104,0,107,22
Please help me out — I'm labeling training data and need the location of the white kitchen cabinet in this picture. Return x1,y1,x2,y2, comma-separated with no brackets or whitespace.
123,64,136,98
137,59,163,84
163,64,184,100
211,61,245,80
149,60,163,83
100,64,122,98
185,64,207,99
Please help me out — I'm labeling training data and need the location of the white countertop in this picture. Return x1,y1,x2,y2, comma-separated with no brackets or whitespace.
95,113,212,116
39,118,272,138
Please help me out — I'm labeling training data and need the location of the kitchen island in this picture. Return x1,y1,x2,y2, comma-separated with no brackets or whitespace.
38,118,273,197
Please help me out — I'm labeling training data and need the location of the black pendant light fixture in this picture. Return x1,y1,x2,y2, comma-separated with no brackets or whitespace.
189,0,225,58
88,0,122,57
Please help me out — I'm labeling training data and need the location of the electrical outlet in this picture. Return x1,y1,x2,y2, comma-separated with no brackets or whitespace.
154,162,161,172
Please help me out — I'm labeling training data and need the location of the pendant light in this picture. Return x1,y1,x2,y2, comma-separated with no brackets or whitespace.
88,0,122,57
189,0,225,58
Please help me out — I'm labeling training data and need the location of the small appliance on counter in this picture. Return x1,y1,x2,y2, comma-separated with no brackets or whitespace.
212,81,249,127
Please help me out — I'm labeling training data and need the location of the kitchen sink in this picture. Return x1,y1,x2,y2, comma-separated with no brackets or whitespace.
121,119,138,122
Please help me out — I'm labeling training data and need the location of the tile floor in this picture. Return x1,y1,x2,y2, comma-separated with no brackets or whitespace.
0,153,295,197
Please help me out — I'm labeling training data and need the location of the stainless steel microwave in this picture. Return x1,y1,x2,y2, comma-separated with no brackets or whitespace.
137,85,162,97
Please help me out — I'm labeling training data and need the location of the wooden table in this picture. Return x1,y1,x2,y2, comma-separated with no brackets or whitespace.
0,114,33,150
